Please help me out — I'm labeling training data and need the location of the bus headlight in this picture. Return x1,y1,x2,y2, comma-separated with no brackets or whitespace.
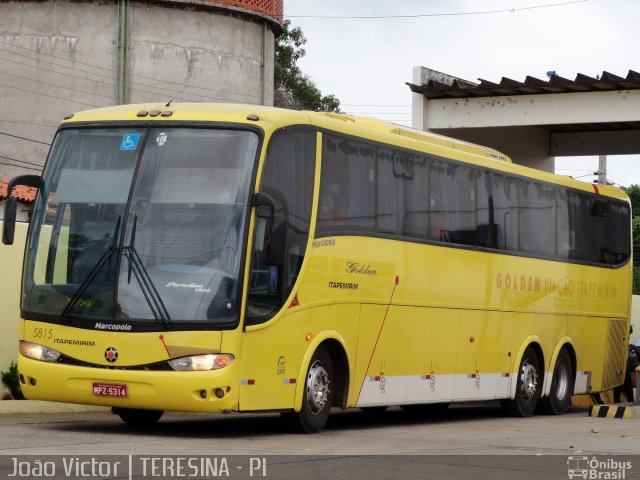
168,354,234,371
19,341,61,362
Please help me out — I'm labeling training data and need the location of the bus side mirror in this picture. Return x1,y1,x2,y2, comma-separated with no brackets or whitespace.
2,175,41,246
2,197,17,245
253,192,285,267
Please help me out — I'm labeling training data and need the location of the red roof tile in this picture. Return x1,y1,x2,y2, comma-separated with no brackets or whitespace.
0,177,38,204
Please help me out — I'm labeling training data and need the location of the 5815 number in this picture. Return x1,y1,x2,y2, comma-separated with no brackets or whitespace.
32,328,53,340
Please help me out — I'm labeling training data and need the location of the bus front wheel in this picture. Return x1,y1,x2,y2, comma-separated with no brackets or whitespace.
282,347,334,433
537,349,573,415
113,407,164,425
501,346,542,417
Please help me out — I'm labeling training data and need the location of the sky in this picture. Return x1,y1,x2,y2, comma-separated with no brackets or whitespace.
282,0,640,188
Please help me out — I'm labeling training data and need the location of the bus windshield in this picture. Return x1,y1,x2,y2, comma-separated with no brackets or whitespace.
22,127,258,328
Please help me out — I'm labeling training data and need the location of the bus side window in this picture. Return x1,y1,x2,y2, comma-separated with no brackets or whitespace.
317,135,376,234
518,180,556,256
400,154,429,239
556,188,571,258
376,148,400,235
476,171,498,249
607,202,631,265
429,159,476,246
245,129,316,326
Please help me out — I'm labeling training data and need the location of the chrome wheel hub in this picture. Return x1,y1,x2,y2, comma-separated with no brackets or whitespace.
520,359,538,401
306,360,330,415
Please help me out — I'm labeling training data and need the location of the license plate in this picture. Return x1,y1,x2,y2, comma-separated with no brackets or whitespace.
92,382,128,398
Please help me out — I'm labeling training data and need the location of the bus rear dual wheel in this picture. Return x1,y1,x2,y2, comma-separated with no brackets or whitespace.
501,346,572,417
537,349,573,415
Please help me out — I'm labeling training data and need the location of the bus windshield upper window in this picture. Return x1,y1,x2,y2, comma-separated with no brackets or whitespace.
22,127,259,326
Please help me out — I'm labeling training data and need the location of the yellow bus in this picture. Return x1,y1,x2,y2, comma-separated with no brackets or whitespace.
3,103,631,433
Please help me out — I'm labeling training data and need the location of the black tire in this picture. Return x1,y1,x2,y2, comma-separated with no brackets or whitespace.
501,346,542,417
537,349,573,415
112,407,164,425
282,347,334,433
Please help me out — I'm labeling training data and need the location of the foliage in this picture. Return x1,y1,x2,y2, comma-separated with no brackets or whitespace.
274,20,341,112
634,267,640,297
1,361,24,400
623,185,640,295
633,216,640,248
623,184,640,218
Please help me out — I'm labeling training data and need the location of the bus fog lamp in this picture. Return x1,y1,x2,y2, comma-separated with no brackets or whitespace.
169,354,234,371
19,341,61,362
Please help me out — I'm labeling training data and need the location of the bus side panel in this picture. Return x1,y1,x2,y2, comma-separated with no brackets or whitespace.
239,305,347,412
568,315,608,394
238,315,310,412
352,304,404,406
405,307,459,404
454,310,514,401
354,305,461,407
567,315,624,394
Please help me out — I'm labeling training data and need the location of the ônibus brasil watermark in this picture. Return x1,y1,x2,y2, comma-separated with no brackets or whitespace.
567,456,633,480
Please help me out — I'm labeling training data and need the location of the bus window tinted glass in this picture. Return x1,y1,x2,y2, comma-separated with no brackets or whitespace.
567,192,590,261
118,128,257,323
401,155,429,239
590,199,609,263
607,202,631,265
318,135,376,234
519,181,556,255
556,189,571,258
477,171,500,249
22,128,141,318
376,148,396,234
489,173,518,251
430,160,476,245
246,129,316,325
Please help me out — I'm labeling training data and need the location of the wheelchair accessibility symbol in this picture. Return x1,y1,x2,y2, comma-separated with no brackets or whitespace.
120,133,141,151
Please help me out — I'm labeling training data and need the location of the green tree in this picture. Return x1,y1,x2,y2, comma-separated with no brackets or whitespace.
623,184,640,218
623,185,640,294
274,20,341,112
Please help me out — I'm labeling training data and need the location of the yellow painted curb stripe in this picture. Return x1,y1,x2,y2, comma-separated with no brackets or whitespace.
588,405,634,419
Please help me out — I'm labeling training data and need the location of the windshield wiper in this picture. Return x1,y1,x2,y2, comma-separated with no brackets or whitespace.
123,215,173,329
60,216,121,322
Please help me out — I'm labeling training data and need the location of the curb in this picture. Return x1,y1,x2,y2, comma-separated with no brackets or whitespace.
588,404,637,419
0,400,109,415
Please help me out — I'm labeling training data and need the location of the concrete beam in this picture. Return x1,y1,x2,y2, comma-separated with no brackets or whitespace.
421,89,640,129
431,126,554,172
551,129,640,156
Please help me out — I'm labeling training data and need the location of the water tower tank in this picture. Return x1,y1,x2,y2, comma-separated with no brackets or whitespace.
0,0,283,178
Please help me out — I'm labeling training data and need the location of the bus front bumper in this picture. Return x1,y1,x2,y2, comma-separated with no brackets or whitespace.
17,356,240,413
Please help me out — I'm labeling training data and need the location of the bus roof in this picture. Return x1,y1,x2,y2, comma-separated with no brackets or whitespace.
61,103,629,202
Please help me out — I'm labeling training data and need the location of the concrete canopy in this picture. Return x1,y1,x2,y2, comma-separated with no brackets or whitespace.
408,66,640,173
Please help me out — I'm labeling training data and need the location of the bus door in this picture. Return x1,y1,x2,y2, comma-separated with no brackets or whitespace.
240,128,316,411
